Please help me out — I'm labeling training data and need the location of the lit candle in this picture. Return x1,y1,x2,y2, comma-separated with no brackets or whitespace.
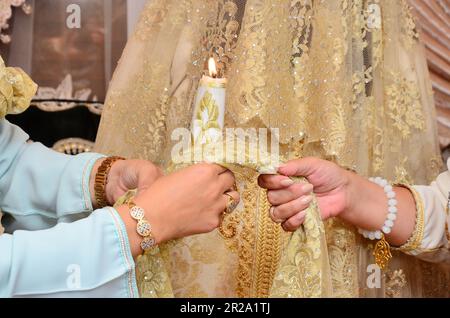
191,57,227,145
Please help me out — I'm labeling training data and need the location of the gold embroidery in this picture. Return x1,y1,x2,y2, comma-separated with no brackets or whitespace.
235,172,258,297
254,188,283,297
218,213,238,240
394,158,413,185
190,1,239,78
384,269,407,298
386,72,425,139
136,248,174,298
270,184,332,298
322,97,347,157
400,0,419,50
352,67,373,109
428,156,443,182
418,262,450,297
0,55,37,119
326,220,359,298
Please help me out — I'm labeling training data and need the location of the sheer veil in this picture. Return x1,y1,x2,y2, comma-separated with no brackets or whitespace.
95,0,449,297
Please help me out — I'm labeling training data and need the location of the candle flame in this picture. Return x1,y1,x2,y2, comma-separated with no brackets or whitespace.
208,57,218,78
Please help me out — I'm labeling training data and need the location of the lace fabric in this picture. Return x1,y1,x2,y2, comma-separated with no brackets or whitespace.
96,0,448,297
0,55,37,119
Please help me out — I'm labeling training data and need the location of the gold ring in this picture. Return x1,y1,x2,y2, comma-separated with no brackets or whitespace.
225,192,239,214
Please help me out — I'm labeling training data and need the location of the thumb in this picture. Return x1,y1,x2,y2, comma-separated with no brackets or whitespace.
278,157,320,178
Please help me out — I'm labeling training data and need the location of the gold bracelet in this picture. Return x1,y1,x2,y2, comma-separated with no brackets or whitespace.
128,200,157,252
393,184,425,253
94,156,125,208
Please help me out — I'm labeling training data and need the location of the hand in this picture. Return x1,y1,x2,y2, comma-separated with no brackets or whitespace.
129,163,239,248
258,157,350,231
90,158,163,208
106,159,163,205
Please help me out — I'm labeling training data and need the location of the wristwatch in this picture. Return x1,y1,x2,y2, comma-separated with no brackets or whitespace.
94,156,125,208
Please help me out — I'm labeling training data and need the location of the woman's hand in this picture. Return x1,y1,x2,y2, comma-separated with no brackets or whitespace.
259,157,417,247
258,157,350,231
118,163,239,257
90,159,163,208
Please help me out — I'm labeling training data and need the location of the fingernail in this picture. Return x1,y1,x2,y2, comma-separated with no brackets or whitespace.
269,206,275,218
270,206,284,224
300,195,313,204
280,178,294,187
301,183,314,193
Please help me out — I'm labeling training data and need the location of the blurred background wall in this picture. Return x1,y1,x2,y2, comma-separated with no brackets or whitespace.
0,0,146,153
409,0,450,152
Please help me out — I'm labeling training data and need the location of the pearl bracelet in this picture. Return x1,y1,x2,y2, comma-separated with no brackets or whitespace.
358,177,398,240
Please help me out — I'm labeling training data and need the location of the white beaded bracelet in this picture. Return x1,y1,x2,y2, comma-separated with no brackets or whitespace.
358,177,398,240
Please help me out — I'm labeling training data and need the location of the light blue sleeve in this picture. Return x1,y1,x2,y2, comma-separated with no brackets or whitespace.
0,119,105,226
0,119,139,297
0,207,138,298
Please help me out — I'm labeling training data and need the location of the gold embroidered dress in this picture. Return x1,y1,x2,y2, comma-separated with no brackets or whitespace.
95,0,449,297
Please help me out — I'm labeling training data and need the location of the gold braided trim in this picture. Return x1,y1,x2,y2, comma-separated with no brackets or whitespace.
235,174,258,298
253,188,283,298
232,174,283,298
393,184,425,252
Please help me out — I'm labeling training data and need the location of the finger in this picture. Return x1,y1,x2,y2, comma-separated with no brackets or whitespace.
269,206,285,223
267,183,313,206
271,195,313,221
218,170,236,192
278,157,321,177
281,210,307,232
213,193,230,216
211,164,229,175
258,174,295,190
223,191,240,213
224,190,240,204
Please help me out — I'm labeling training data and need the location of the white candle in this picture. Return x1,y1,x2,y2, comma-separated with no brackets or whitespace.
191,58,227,145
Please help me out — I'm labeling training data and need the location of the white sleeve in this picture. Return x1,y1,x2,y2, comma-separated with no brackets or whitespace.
405,160,450,263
